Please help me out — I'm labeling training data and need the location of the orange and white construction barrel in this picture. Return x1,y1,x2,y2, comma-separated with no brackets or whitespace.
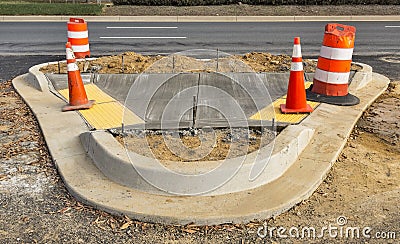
307,23,359,106
67,18,90,59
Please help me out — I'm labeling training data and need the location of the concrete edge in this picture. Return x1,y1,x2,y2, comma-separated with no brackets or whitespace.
1,15,400,22
350,62,373,91
79,124,315,196
296,71,390,208
25,63,52,92
12,60,390,225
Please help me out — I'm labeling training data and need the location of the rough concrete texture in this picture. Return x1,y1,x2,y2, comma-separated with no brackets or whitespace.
12,62,390,225
46,72,352,129
80,124,314,196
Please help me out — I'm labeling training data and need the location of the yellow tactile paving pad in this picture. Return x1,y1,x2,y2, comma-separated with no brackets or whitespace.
59,84,143,130
60,82,318,128
250,82,320,124
59,84,115,104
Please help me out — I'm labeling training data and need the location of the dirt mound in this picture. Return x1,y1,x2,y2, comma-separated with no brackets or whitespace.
40,51,362,74
237,52,312,72
39,52,162,74
358,81,400,146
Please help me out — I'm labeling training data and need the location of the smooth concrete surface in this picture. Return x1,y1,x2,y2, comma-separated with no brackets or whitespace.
45,72,332,128
1,15,400,22
13,61,390,224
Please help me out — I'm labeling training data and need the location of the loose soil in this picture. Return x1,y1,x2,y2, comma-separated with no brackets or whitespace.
40,51,361,74
103,4,400,16
116,128,275,162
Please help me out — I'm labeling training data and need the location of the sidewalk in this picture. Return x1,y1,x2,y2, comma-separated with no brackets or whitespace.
1,15,400,22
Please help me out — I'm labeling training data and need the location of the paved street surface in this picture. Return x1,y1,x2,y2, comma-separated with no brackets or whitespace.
0,21,398,80
0,22,399,57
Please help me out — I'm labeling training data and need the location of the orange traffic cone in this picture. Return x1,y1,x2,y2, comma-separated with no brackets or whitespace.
280,37,313,114
62,42,95,112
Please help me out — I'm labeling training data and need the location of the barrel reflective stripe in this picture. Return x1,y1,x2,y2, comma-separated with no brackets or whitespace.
71,44,90,53
291,62,303,71
320,46,353,60
292,44,302,58
67,31,88,39
67,63,79,72
314,68,350,85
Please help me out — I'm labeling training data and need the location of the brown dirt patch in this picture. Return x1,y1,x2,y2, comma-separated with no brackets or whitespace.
40,52,162,74
116,128,275,162
358,81,400,146
39,51,361,74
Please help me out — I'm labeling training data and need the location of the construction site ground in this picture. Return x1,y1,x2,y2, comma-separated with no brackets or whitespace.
40,51,361,74
41,52,358,163
1,53,399,242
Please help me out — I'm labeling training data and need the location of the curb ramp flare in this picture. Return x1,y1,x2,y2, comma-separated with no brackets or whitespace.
11,58,390,225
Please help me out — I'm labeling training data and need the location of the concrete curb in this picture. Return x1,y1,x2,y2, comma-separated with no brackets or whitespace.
13,62,389,225
25,63,50,92
80,125,314,196
1,15,400,22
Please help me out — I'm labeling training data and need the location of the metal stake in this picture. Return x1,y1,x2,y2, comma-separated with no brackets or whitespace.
121,55,125,73
192,95,197,128
172,55,175,73
272,118,276,135
216,48,219,72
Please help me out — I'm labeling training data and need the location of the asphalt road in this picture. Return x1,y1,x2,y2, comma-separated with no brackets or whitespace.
0,21,399,80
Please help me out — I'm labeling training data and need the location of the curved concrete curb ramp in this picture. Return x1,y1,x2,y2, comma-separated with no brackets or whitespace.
13,62,389,225
80,125,314,196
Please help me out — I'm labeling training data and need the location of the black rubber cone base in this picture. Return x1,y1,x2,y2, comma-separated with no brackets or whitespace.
306,85,360,106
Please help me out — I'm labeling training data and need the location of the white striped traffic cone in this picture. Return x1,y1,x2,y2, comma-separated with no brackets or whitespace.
280,37,313,114
62,42,94,112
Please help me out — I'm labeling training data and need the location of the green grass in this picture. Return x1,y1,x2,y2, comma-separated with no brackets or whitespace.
0,3,103,15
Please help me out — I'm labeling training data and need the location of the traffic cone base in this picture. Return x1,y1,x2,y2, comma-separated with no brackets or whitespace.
62,100,95,112
280,103,313,114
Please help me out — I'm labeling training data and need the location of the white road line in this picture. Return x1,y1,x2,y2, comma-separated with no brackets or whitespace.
106,27,178,29
100,36,186,39
385,26,400,28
